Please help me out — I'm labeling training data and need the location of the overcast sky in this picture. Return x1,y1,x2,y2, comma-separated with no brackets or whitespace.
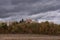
0,0,60,23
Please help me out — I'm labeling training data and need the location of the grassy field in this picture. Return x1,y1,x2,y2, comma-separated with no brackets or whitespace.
0,34,60,40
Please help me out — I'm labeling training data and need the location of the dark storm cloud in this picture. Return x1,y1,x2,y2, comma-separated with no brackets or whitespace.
11,0,42,5
0,0,60,18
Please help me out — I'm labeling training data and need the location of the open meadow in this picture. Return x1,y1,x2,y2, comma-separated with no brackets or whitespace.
0,34,60,40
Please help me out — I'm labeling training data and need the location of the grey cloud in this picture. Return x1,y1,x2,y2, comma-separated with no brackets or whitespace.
0,0,11,5
11,0,42,5
10,0,60,14
0,0,60,23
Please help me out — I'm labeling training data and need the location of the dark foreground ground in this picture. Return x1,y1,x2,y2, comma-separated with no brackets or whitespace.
0,34,60,40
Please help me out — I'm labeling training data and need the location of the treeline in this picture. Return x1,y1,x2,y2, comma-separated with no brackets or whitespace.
0,20,60,35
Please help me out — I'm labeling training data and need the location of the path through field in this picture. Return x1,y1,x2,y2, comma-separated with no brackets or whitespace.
0,34,60,40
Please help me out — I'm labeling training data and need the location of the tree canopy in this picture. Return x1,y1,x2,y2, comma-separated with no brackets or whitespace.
0,20,60,35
